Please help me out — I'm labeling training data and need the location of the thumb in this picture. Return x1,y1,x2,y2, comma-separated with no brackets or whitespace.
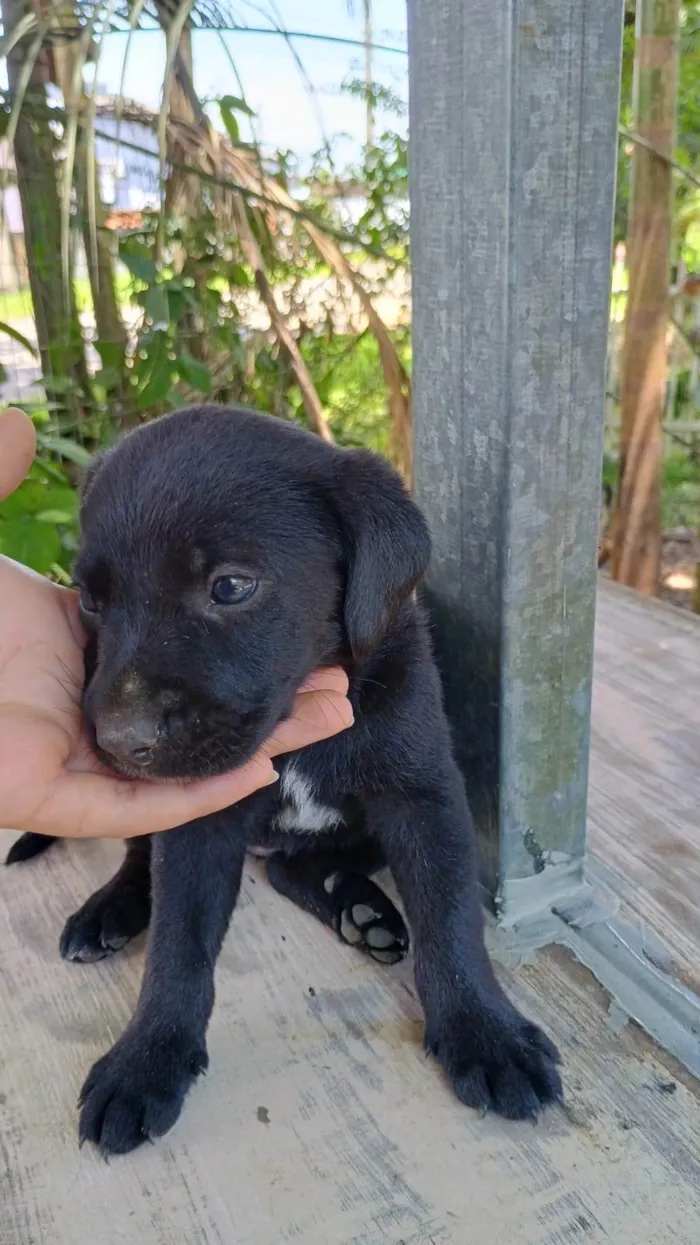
0,407,36,500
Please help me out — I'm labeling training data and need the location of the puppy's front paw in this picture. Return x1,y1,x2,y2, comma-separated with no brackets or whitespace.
427,1006,562,1121
60,884,150,962
78,1029,208,1155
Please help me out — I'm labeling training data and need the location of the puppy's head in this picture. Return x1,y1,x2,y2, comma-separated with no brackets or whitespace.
75,406,430,780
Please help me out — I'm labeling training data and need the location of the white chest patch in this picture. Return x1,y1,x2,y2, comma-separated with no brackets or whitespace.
272,764,343,834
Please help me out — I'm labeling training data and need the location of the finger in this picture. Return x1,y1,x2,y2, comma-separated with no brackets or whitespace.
58,582,88,651
28,756,280,839
0,407,36,500
260,687,354,759
296,667,349,696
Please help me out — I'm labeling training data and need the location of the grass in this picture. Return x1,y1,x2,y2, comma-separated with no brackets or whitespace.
0,288,34,322
662,453,700,529
0,273,134,328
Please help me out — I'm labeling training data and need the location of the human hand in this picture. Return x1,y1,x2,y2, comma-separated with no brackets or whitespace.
0,404,36,499
0,408,353,839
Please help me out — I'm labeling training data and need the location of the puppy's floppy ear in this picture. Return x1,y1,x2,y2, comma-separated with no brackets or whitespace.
332,450,431,661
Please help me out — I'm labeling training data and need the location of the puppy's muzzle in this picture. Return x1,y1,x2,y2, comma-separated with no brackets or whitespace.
87,671,185,773
95,711,163,770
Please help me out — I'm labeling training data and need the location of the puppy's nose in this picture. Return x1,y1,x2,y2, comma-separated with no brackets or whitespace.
96,715,161,768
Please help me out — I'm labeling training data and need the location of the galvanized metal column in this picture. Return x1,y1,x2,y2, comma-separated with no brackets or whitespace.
409,0,625,923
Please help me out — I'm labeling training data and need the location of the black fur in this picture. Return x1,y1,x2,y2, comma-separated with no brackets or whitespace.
6,831,55,864
11,405,562,1154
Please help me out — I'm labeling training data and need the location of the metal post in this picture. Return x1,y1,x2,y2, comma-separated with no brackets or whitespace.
409,0,625,924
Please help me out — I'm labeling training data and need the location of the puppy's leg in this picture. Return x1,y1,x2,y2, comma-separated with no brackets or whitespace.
266,841,409,964
78,809,253,1156
60,837,152,962
6,832,57,865
368,775,563,1121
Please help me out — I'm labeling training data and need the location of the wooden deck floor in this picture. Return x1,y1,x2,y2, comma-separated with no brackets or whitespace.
589,580,700,1001
1,581,699,1245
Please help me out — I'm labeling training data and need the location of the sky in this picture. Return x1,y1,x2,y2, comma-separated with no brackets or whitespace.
94,1,408,169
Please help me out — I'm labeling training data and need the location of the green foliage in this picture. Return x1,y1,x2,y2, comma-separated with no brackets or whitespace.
615,23,635,244
604,450,700,530
118,214,249,412
15,18,700,583
661,452,700,528
0,320,37,356
342,78,407,119
298,329,409,453
111,138,408,431
0,32,415,580
0,452,80,577
218,95,256,146
351,131,408,266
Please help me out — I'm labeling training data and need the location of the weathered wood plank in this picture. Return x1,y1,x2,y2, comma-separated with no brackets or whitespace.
589,579,700,998
0,843,698,1239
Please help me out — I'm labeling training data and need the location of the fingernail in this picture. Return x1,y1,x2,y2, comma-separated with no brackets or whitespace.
264,769,280,785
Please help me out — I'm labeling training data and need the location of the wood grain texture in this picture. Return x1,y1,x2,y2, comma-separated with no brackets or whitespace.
1,579,700,1244
589,579,700,997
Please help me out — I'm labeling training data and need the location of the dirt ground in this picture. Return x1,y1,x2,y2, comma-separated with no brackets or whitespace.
658,527,700,611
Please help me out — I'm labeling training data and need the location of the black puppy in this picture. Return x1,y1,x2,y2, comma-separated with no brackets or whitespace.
10,405,561,1154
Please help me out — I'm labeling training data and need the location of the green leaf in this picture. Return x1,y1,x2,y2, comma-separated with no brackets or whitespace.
36,435,93,466
0,480,78,527
49,562,73,585
40,485,78,514
177,348,212,395
165,390,192,409
121,248,158,285
137,332,173,410
28,456,70,485
219,102,240,144
219,94,256,117
35,509,75,524
0,516,62,573
43,374,75,395
93,366,122,392
228,263,252,287
143,283,170,327
0,481,46,519
137,365,172,410
218,93,255,146
0,319,38,356
166,287,186,323
97,339,125,370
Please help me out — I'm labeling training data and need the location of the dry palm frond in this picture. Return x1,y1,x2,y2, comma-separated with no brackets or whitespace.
141,20,334,444
167,114,412,477
230,194,333,443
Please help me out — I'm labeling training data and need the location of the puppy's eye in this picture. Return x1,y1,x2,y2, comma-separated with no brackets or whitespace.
210,575,258,606
78,587,99,615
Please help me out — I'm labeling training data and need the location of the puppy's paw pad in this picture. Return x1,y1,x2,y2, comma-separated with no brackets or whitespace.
60,889,150,963
78,1033,207,1156
331,877,409,965
429,1011,562,1122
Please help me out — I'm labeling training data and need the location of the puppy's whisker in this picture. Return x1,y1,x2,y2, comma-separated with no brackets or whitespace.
348,676,387,691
